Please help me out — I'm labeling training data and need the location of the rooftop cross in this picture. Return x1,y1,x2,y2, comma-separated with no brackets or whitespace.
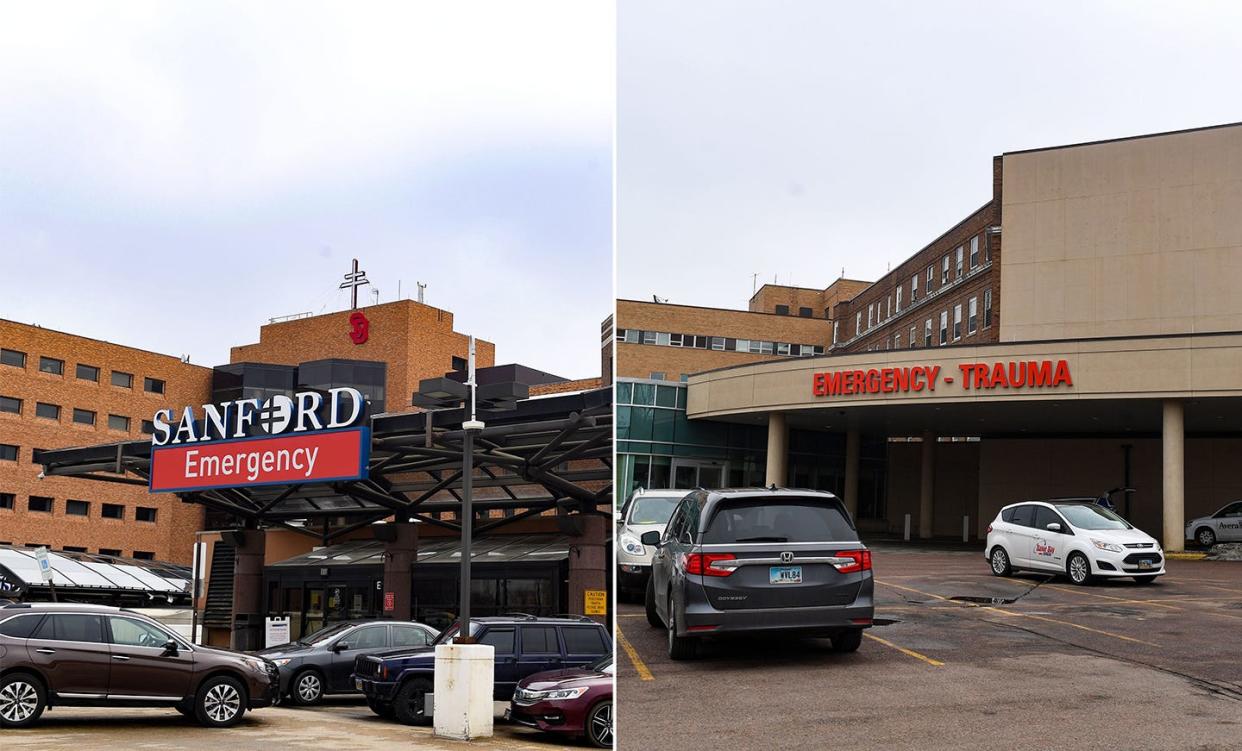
339,257,371,309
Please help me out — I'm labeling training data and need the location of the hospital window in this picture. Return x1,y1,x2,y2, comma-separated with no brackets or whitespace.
911,274,918,303
855,312,861,337
655,332,670,346
777,343,791,356
896,286,902,312
641,331,656,345
926,265,934,293
984,289,993,328
968,297,978,335
953,304,962,340
941,256,949,284
910,325,918,348
969,235,980,269
832,322,839,344
886,295,891,319
711,337,725,350
798,307,812,318
668,333,683,346
624,329,639,343
136,507,157,523
893,333,901,349
924,319,932,347
775,304,790,315
939,311,948,345
867,304,874,329
955,246,964,279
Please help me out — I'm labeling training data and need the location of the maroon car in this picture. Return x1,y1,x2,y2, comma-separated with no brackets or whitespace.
507,654,613,748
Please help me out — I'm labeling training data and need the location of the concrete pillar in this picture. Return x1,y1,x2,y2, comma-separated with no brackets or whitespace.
382,523,418,620
433,643,495,739
843,428,860,518
1162,400,1185,552
765,412,788,487
919,431,936,539
230,529,266,651
567,514,609,624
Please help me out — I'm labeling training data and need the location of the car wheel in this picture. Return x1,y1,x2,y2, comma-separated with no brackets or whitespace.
666,595,697,660
290,669,324,706
0,672,46,728
585,699,613,748
392,677,432,726
831,629,864,653
644,576,662,628
1196,527,1217,548
1066,552,1093,586
1133,575,1160,585
367,698,395,719
194,675,247,728
989,546,1012,577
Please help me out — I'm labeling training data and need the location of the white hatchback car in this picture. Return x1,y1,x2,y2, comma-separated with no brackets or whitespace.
985,499,1165,585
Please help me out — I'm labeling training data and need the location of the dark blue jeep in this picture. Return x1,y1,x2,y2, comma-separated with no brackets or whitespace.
352,615,612,725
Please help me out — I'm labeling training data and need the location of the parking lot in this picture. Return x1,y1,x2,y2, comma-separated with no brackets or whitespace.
616,545,1242,751
3,699,581,750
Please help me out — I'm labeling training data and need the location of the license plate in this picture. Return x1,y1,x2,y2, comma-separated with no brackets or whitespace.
1138,560,1153,570
769,565,802,584
355,678,363,690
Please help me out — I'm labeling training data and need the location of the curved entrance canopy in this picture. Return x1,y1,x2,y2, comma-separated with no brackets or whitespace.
0,545,191,605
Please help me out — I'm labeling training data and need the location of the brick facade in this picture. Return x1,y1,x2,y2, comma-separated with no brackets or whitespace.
0,320,212,563
749,279,871,319
230,299,494,414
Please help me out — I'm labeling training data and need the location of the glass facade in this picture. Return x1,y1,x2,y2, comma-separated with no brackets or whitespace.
616,378,887,520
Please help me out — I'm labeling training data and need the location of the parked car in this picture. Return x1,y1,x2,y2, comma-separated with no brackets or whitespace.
1185,500,1242,548
616,488,685,601
507,654,613,748
353,614,612,725
642,487,874,660
986,498,1165,585
254,619,438,705
0,602,278,729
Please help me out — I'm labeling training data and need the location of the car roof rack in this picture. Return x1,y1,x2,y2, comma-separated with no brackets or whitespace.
549,613,595,623
498,612,539,620
1,602,32,609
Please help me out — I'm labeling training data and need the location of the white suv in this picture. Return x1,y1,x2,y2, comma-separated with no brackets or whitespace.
985,499,1164,585
616,489,685,600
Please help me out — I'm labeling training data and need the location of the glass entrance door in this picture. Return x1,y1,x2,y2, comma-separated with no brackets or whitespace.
671,459,727,489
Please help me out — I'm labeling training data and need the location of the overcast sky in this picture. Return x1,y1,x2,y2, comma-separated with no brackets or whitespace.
0,2,612,378
618,0,1242,308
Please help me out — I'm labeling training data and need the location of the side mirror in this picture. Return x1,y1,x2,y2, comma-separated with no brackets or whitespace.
1045,522,1062,532
161,639,179,656
333,642,350,653
614,511,624,524
640,531,661,547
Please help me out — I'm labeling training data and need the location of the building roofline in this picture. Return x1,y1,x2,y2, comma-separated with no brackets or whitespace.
748,279,872,304
0,318,212,369
1002,121,1242,157
616,298,832,322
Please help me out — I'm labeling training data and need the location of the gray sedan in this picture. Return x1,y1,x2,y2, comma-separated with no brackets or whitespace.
255,620,438,705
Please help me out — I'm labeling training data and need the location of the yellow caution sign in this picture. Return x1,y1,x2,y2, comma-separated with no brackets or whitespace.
584,589,608,615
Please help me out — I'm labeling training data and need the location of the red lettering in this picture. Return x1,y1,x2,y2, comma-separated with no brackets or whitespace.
1009,361,1026,387
826,371,843,395
925,365,940,391
1028,360,1052,387
1053,359,1072,387
813,373,826,396
990,362,1009,388
866,369,881,393
894,367,910,392
958,363,975,389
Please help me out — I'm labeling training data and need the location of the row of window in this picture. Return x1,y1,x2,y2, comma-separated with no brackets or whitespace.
0,348,166,393
617,329,826,358
861,289,993,351
0,397,154,434
773,304,817,318
0,492,158,522
846,232,992,342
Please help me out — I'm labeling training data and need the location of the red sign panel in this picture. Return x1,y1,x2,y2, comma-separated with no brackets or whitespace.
384,591,395,612
349,311,369,344
812,359,1072,397
149,427,370,493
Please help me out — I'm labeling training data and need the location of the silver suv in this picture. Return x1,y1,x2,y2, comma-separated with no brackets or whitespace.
642,488,874,659
616,489,685,600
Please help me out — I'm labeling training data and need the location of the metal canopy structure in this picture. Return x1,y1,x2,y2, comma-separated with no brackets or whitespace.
35,387,613,544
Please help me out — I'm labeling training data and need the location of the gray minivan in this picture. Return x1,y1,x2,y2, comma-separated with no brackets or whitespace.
642,488,874,659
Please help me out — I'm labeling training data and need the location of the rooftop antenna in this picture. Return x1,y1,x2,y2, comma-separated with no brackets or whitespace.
752,272,759,294
371,287,380,306
653,294,667,304
417,281,427,304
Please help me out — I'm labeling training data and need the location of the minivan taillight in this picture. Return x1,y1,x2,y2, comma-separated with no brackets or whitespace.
685,552,736,577
833,549,872,574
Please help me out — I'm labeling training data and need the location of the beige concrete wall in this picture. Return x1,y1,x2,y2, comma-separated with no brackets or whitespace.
886,441,980,538
687,332,1242,418
1000,125,1242,342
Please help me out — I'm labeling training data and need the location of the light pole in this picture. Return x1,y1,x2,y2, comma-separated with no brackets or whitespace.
457,337,484,644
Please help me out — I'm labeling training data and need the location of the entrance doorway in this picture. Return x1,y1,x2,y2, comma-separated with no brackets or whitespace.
672,459,726,489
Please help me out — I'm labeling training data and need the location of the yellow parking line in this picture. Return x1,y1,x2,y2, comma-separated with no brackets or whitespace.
1042,584,1182,610
876,580,1160,648
615,625,654,681
863,633,944,667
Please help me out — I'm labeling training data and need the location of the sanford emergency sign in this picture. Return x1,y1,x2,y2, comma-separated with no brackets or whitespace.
812,359,1073,398
149,386,370,492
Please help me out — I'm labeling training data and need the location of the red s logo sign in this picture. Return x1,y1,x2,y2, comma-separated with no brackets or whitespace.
348,311,369,344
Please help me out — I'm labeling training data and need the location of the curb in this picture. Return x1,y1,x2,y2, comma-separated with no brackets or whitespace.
1165,552,1207,560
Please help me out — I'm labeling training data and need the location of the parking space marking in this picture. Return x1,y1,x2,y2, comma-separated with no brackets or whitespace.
616,624,654,681
876,579,1160,648
1042,583,1182,610
863,633,945,667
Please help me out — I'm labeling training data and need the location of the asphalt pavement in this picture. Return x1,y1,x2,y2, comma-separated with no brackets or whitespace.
616,545,1242,751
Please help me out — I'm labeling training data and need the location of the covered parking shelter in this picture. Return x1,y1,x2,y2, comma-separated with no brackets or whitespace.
36,387,612,648
687,332,1242,551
